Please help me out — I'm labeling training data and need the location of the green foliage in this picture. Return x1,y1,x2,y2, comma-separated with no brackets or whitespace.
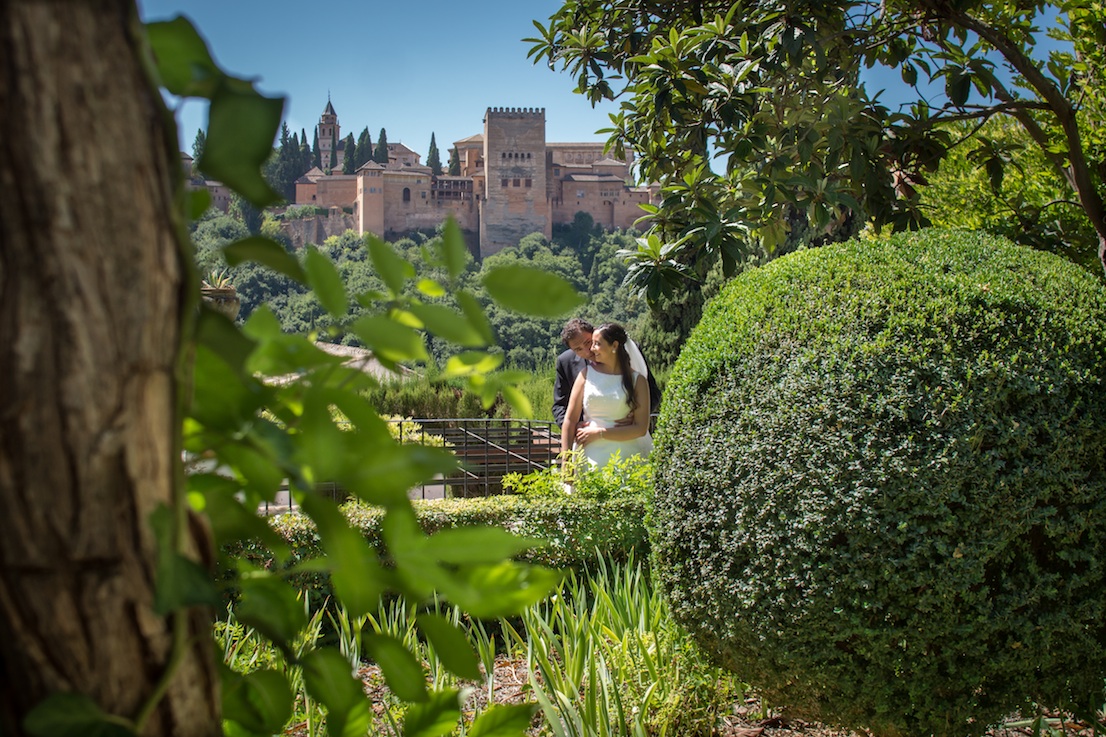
355,126,372,169
529,0,1106,291
341,133,356,174
652,228,1106,737
232,493,649,585
426,132,442,176
503,452,652,503
106,15,587,737
508,554,746,737
375,128,390,164
923,117,1101,270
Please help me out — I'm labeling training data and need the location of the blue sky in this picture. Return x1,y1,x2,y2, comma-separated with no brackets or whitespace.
138,1,1067,163
138,0,623,158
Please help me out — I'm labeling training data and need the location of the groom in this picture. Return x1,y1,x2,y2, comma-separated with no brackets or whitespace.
551,317,661,428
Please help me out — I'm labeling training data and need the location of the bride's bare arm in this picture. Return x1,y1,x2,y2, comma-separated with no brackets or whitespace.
560,372,586,460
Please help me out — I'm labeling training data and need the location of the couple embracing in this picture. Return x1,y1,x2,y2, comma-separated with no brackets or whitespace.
552,318,661,473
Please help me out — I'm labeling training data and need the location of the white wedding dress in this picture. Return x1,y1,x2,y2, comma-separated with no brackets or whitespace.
578,368,653,468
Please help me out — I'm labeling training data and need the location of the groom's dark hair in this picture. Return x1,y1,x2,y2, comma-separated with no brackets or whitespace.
561,318,595,346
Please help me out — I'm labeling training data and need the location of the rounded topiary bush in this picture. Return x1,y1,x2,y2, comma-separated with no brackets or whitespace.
651,229,1106,737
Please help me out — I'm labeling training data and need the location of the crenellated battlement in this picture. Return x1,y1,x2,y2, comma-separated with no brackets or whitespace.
485,106,546,118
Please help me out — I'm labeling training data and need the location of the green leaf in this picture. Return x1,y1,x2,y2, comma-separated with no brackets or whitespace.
417,279,447,297
437,562,562,619
349,315,429,363
468,704,539,737
416,614,482,681
369,235,416,294
202,85,285,207
304,246,349,317
456,290,495,344
188,188,212,219
439,217,469,279
195,307,257,373
235,575,308,648
408,303,486,347
298,495,386,617
403,689,463,737
145,17,220,97
422,527,543,565
945,67,972,107
23,693,134,737
222,669,293,736
344,445,459,508
214,437,288,500
149,504,220,615
482,266,585,317
190,476,290,561
301,649,373,737
365,633,429,702
224,237,307,283
189,344,269,429
442,351,503,378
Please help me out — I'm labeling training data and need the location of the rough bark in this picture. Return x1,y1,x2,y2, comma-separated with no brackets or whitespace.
0,1,219,735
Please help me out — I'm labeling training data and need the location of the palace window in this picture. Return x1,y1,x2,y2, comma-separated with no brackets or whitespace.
403,188,411,202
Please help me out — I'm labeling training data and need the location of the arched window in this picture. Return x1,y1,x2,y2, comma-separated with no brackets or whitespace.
403,188,411,202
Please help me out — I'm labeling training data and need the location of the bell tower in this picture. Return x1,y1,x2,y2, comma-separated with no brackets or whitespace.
317,96,340,169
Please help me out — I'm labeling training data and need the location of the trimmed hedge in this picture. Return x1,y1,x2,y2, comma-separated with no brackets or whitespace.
230,494,649,599
651,229,1106,737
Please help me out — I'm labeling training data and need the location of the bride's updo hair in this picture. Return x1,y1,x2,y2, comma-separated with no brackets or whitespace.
595,323,638,411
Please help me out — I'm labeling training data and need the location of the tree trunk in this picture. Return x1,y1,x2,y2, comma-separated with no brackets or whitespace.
0,2,219,735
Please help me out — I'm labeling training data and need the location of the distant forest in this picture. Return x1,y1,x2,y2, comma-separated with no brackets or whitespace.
192,209,696,374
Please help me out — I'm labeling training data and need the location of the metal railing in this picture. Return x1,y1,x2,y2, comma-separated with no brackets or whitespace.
259,417,562,514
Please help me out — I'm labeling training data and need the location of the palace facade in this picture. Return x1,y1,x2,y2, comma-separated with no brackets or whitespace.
294,103,659,258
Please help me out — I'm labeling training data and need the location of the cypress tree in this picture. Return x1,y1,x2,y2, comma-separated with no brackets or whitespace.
447,147,460,176
300,128,311,173
312,128,321,169
355,127,372,168
374,128,389,164
342,133,356,174
426,132,442,175
191,128,206,176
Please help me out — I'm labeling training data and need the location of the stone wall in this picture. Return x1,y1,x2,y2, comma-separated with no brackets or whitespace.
280,212,358,249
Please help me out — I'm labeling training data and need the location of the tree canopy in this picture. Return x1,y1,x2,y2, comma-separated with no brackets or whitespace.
528,0,1106,295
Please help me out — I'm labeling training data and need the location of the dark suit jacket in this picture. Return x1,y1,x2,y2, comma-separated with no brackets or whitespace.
551,348,661,427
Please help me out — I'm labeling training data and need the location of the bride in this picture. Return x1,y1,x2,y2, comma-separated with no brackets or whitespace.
560,322,653,471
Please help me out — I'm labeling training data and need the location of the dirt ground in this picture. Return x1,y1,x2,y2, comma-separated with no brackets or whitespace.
283,655,1099,737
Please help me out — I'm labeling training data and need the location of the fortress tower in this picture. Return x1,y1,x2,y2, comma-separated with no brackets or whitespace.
480,107,549,256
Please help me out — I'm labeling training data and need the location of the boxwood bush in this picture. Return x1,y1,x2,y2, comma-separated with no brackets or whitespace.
651,229,1106,737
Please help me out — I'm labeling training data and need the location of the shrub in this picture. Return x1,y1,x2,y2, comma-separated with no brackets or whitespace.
651,229,1106,737
230,493,649,601
503,452,653,501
